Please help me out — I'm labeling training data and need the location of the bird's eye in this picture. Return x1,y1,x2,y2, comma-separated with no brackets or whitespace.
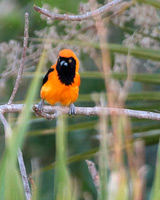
69,59,72,63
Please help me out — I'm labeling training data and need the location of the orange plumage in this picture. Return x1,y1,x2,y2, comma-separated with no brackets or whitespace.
39,49,80,114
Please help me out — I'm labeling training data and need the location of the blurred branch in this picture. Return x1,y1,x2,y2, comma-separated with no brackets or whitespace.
118,49,132,106
17,150,32,200
86,160,99,191
1,104,160,120
134,140,146,200
33,0,123,21
8,13,29,105
0,112,31,200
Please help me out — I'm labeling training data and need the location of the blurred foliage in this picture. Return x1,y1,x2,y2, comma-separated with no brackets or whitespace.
0,0,160,199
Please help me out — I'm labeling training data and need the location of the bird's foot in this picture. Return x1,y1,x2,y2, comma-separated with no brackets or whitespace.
69,103,76,115
37,99,44,112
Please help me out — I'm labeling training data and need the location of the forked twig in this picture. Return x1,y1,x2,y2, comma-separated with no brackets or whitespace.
8,13,29,105
0,112,31,200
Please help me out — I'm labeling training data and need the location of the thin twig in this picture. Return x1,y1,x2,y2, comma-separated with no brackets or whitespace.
108,0,136,20
8,13,29,105
86,160,99,191
0,112,31,200
1,104,160,121
33,0,123,21
0,112,12,138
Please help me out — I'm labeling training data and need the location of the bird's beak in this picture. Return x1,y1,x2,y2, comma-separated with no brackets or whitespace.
60,60,68,66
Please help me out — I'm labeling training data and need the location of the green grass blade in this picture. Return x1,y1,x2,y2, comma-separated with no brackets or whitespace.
30,37,160,62
98,115,108,200
28,120,97,136
31,147,98,176
136,0,160,9
54,115,74,200
77,92,160,103
24,72,160,85
150,140,160,199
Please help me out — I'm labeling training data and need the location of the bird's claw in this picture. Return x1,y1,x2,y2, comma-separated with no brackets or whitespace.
69,103,76,115
37,99,44,112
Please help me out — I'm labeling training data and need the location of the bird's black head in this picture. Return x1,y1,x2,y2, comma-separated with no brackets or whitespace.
56,56,76,86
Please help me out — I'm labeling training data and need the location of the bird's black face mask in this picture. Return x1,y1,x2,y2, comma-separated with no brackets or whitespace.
56,56,76,86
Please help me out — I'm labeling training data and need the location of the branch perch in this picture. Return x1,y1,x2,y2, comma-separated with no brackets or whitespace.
33,0,123,21
33,105,160,121
1,104,160,121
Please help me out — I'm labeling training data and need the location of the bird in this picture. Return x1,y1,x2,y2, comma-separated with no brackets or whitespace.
37,49,80,115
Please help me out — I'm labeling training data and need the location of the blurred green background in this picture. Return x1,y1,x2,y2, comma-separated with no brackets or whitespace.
0,0,160,199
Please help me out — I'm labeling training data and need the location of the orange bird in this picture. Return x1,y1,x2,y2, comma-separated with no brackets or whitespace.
38,49,80,114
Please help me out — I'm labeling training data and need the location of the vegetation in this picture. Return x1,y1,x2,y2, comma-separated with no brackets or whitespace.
0,0,160,199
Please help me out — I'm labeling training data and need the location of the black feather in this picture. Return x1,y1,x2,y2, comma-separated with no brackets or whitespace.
42,68,54,85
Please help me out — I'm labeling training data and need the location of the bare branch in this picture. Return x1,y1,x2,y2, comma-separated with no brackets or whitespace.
8,13,29,105
31,105,160,121
1,104,160,121
32,105,160,121
0,112,31,200
17,150,32,200
33,0,123,21
0,104,24,114
86,160,99,191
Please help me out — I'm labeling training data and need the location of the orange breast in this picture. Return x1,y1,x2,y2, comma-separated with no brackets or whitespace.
40,66,80,106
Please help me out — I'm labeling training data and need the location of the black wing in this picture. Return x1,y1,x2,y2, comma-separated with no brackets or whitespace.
42,68,54,85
